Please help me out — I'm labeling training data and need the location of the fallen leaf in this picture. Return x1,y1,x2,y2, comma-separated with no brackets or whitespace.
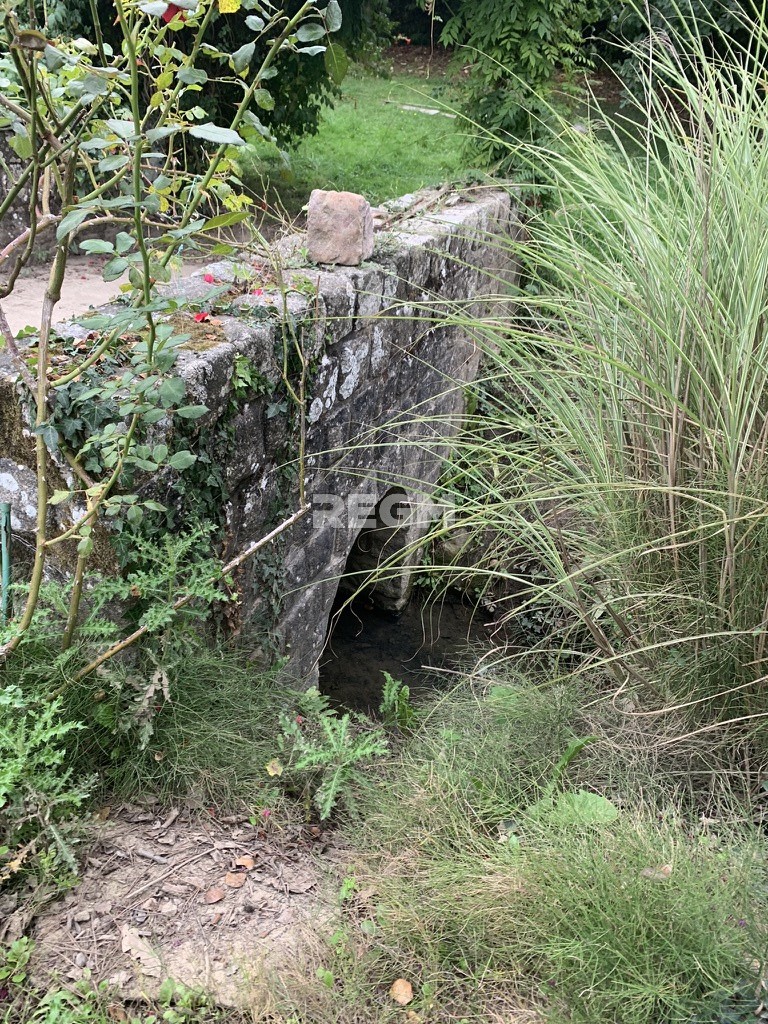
225,871,247,888
267,868,317,894
639,864,673,882
119,925,162,978
234,855,256,870
204,886,226,904
107,1004,129,1022
389,978,413,1005
265,759,283,777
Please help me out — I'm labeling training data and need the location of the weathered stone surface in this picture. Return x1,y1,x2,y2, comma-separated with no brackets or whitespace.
0,459,38,532
0,186,520,688
307,190,374,266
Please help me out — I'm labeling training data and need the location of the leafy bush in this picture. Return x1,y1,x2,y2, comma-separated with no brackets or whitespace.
0,686,90,885
438,0,606,165
592,0,749,94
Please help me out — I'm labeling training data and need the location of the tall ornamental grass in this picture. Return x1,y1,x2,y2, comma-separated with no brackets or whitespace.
430,7,768,744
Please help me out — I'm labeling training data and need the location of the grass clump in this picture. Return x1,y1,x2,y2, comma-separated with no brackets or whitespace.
344,677,767,1024
413,3,768,755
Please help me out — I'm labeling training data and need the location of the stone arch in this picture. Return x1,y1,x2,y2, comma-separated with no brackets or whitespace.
337,486,423,613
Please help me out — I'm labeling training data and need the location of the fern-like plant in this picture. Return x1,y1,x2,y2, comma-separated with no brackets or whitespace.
278,689,388,820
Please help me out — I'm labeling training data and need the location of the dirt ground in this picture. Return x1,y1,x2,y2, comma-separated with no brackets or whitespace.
1,256,202,336
14,803,347,1010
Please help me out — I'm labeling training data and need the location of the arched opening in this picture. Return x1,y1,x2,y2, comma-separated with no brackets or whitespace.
318,488,487,712
337,487,415,613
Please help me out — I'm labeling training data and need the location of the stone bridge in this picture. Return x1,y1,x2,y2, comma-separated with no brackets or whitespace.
0,188,517,685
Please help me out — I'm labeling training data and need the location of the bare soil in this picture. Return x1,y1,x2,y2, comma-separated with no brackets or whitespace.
2,256,201,336
25,803,346,1010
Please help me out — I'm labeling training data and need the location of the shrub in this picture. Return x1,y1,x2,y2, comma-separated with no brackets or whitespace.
438,0,606,166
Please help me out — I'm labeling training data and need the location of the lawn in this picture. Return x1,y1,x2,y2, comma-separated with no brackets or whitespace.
239,68,472,215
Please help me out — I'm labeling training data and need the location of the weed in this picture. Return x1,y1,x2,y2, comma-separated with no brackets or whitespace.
379,671,415,732
276,688,388,820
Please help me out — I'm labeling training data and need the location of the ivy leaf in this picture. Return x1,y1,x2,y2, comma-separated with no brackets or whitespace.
32,422,59,452
296,22,325,42
231,41,255,73
188,122,244,146
167,450,197,470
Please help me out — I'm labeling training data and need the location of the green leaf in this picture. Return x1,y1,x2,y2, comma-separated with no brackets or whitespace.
550,790,618,826
102,256,129,281
231,42,255,73
324,42,348,85
253,88,274,111
175,404,208,419
105,118,136,140
167,450,197,471
245,14,264,30
115,231,134,255
48,490,71,506
202,211,248,230
77,537,94,557
98,154,129,172
177,66,208,86
527,790,619,827
56,208,89,241
324,0,342,33
159,376,187,408
9,134,32,160
296,22,325,42
79,238,115,254
188,123,244,147
43,44,68,71
146,125,180,144
143,500,167,512
297,45,326,56
79,73,109,100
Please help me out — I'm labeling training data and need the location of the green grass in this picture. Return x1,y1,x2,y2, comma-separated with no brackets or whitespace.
238,70,473,213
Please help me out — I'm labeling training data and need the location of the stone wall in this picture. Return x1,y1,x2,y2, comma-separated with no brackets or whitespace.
0,187,519,685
